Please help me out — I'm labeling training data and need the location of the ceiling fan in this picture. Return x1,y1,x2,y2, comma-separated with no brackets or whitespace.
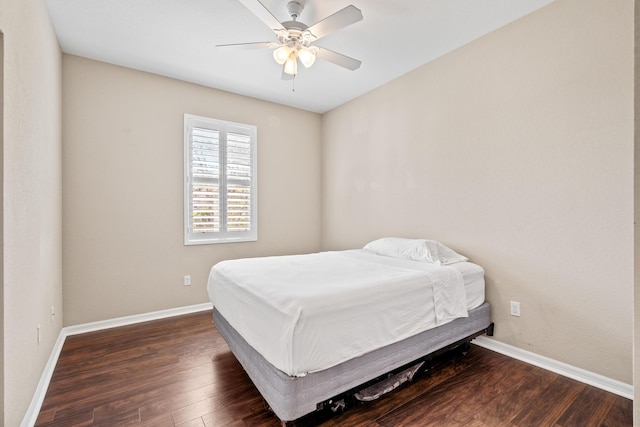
217,0,363,77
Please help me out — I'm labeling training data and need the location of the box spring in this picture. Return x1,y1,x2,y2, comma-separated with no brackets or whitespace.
213,301,492,422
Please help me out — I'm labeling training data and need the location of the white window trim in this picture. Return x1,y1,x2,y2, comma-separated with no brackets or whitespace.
184,114,257,245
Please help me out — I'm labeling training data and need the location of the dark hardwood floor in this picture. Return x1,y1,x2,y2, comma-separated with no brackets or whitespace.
35,310,632,427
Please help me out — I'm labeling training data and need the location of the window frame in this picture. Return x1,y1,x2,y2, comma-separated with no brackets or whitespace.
184,114,257,245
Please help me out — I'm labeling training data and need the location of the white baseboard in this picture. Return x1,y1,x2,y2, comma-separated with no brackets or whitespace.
20,302,213,427
473,336,633,400
63,302,213,336
20,328,67,427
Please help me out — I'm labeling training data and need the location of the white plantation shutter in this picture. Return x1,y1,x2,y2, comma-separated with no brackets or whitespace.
191,127,220,234
184,115,257,245
226,132,253,232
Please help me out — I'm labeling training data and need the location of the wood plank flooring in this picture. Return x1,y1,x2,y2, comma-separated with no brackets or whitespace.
35,310,632,426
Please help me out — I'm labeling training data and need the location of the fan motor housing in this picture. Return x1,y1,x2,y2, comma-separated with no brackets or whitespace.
282,21,308,32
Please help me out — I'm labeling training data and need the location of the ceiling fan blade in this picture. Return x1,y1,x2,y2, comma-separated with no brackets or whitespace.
305,5,363,40
237,0,286,32
316,47,361,71
215,41,274,49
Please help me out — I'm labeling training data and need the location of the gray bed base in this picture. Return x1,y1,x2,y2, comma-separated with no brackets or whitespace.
213,301,492,423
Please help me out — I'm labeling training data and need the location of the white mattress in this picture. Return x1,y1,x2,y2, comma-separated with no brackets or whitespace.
207,249,485,377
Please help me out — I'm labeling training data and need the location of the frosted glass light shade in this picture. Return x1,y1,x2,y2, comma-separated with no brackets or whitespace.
283,56,298,75
298,48,316,68
273,45,292,65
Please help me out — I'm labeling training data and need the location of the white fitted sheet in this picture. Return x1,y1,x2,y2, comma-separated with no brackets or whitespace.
455,261,485,310
208,249,483,377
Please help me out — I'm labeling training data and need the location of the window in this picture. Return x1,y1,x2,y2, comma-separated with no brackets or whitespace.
184,114,257,245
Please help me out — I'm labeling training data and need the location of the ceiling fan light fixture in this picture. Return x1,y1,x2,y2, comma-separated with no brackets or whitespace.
298,47,317,68
273,45,292,65
219,1,363,79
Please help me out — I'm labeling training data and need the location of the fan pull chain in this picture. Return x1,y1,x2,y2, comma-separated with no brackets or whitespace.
292,75,296,92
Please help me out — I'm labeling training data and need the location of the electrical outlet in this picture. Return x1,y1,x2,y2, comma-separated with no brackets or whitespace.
510,301,521,317
184,275,191,286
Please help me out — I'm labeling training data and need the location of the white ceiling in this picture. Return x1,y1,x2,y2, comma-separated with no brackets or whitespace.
45,0,554,114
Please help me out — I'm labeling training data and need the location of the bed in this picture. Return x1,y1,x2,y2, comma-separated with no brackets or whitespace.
207,238,493,424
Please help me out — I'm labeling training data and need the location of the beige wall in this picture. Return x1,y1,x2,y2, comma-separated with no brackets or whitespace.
62,55,322,325
323,0,633,383
1,0,63,425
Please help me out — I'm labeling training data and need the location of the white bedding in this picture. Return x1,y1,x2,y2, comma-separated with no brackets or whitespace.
456,261,485,310
207,249,484,377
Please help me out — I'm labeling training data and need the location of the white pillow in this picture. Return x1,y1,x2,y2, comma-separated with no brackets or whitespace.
424,240,468,265
363,237,468,265
363,237,437,263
